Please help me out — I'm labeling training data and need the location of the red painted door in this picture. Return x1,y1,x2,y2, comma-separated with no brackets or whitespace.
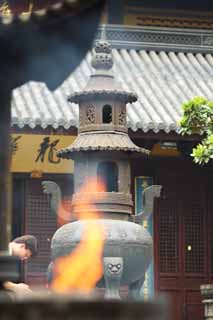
25,179,57,286
24,177,73,286
154,171,212,320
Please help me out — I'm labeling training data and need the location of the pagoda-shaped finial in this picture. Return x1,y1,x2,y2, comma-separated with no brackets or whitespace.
100,24,107,41
91,24,113,70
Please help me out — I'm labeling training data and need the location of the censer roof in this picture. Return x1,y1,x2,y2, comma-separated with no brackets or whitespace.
57,131,149,159
69,78,137,104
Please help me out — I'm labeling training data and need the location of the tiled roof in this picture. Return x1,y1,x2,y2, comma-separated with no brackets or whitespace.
58,131,149,159
12,82,77,130
11,49,213,133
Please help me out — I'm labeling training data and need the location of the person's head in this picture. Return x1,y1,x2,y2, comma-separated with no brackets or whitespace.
10,235,38,260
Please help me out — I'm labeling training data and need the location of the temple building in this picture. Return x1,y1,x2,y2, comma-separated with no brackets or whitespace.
9,1,213,319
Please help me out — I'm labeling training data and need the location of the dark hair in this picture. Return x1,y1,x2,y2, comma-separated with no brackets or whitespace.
13,235,38,257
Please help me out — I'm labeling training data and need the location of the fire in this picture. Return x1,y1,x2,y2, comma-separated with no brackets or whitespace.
51,178,106,294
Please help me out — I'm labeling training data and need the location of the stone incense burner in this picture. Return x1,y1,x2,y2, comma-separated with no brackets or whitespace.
43,30,162,299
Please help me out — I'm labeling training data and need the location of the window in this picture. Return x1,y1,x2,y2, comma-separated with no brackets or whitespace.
97,161,118,192
102,105,112,123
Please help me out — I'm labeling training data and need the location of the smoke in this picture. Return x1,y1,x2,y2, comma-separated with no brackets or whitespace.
0,1,105,90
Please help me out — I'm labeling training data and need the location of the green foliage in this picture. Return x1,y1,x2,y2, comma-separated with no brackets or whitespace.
179,96,213,165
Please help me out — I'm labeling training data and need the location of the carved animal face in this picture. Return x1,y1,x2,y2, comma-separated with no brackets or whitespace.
104,257,123,277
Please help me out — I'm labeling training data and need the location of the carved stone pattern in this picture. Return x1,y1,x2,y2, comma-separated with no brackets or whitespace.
136,16,213,30
106,30,200,45
118,107,126,125
104,257,123,278
203,36,213,46
142,33,199,45
85,106,95,124
118,228,128,239
79,109,83,127
96,26,213,51
91,52,113,70
95,40,111,54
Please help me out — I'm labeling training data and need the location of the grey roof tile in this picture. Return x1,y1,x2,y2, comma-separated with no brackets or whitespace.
11,50,213,133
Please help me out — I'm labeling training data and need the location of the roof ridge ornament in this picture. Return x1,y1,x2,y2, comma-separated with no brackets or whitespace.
100,24,107,41
91,24,113,70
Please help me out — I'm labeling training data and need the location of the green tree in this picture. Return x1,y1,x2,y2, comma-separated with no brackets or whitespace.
179,96,213,165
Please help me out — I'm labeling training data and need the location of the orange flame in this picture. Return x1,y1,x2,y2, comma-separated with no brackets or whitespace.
51,178,106,294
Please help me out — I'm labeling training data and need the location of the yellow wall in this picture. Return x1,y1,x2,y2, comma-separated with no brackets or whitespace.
10,134,181,174
10,134,76,173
